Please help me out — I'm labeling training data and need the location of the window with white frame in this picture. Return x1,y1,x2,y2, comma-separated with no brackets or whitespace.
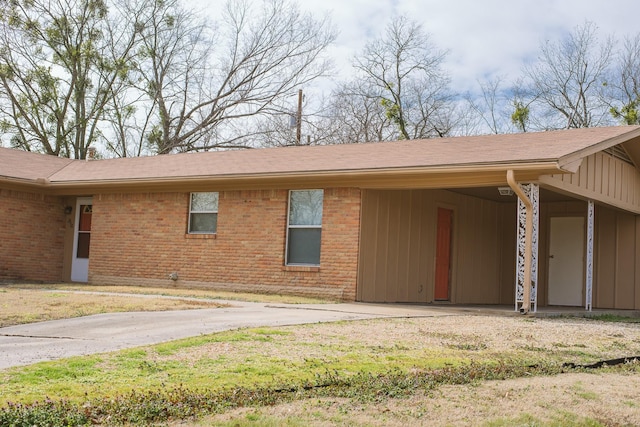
188,192,218,234
286,189,323,265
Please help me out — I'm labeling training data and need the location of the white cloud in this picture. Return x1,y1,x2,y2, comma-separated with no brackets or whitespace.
303,0,639,94
195,0,639,96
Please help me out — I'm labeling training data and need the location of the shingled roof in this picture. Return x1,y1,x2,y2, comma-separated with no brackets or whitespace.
0,147,73,183
2,126,640,193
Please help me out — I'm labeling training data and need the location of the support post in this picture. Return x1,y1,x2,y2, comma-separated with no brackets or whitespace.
508,170,538,314
586,200,594,311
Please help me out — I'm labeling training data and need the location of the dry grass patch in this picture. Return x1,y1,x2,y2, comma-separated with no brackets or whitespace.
196,371,640,427
0,287,226,327
0,282,332,328
150,316,640,369
3,283,330,304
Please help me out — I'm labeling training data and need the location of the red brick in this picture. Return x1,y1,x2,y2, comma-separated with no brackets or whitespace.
89,188,362,300
0,189,66,282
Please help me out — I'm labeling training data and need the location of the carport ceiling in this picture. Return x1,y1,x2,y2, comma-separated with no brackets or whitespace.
450,187,575,203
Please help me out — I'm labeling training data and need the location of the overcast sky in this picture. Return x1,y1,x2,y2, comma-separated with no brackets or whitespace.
301,0,639,95
194,0,638,103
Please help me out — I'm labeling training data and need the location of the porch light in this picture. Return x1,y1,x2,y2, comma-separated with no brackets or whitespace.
498,187,514,196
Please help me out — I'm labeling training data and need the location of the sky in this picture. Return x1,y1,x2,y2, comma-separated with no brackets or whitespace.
299,0,639,95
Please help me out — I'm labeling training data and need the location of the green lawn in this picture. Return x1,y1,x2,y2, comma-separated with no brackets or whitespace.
1,285,639,426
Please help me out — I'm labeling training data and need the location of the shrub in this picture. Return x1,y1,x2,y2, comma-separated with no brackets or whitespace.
0,399,89,427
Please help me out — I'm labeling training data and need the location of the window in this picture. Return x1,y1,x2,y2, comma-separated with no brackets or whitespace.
188,192,218,234
286,189,323,265
76,204,92,258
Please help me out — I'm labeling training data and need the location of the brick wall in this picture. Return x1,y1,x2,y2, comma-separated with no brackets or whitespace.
89,188,362,300
0,189,66,282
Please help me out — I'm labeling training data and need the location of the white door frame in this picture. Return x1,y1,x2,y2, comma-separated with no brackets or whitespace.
71,197,92,282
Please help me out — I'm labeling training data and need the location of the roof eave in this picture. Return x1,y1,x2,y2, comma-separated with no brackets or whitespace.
0,176,50,192
558,126,640,168
43,161,565,194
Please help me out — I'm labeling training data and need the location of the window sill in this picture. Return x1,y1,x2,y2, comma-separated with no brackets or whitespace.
282,265,320,272
185,233,217,240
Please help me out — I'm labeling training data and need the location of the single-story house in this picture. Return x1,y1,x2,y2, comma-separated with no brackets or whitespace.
2,126,640,312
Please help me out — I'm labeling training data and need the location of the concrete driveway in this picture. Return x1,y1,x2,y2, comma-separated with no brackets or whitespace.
0,298,462,370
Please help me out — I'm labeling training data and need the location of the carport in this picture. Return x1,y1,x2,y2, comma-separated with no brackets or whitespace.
356,128,640,313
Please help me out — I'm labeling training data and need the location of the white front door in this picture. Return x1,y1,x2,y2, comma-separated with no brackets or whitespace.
548,216,584,306
71,197,93,282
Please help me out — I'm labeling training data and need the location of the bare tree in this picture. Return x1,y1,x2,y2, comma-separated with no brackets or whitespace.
0,0,146,158
520,21,614,130
102,84,154,157
351,16,454,140
0,0,334,158
252,78,397,147
607,34,640,125
465,76,516,134
316,80,395,144
138,0,335,154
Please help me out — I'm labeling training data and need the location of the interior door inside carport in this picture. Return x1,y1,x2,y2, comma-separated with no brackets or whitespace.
548,216,584,306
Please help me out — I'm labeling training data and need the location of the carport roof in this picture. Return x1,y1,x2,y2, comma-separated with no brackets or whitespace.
2,125,640,192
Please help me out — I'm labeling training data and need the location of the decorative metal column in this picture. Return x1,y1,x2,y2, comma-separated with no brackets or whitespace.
585,200,594,311
515,183,539,312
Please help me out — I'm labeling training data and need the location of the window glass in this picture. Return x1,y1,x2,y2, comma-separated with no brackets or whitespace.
189,192,218,233
78,205,92,231
191,192,218,212
286,189,323,266
190,212,218,233
76,233,90,258
76,204,91,258
287,228,321,265
288,189,323,226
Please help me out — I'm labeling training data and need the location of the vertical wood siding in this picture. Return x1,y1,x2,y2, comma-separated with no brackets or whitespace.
540,152,640,214
357,189,510,304
594,205,639,309
358,192,640,309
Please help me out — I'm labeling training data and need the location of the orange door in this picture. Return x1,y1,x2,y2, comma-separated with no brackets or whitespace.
434,207,453,301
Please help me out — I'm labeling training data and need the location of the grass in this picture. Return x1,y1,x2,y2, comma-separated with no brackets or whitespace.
586,313,640,323
0,362,568,426
0,286,226,327
11,283,331,304
3,362,638,426
1,284,640,425
1,314,637,406
0,324,476,404
0,284,330,327
485,413,606,427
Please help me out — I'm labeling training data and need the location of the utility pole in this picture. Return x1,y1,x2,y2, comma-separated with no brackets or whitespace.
296,89,303,145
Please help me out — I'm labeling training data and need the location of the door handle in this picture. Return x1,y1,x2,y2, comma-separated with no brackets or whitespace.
549,255,554,259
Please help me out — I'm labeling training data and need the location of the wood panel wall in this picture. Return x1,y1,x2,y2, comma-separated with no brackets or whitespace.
357,189,513,304
540,152,640,214
358,190,640,310
594,205,640,309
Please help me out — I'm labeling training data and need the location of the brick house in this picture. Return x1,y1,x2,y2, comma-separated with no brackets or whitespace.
2,126,640,312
